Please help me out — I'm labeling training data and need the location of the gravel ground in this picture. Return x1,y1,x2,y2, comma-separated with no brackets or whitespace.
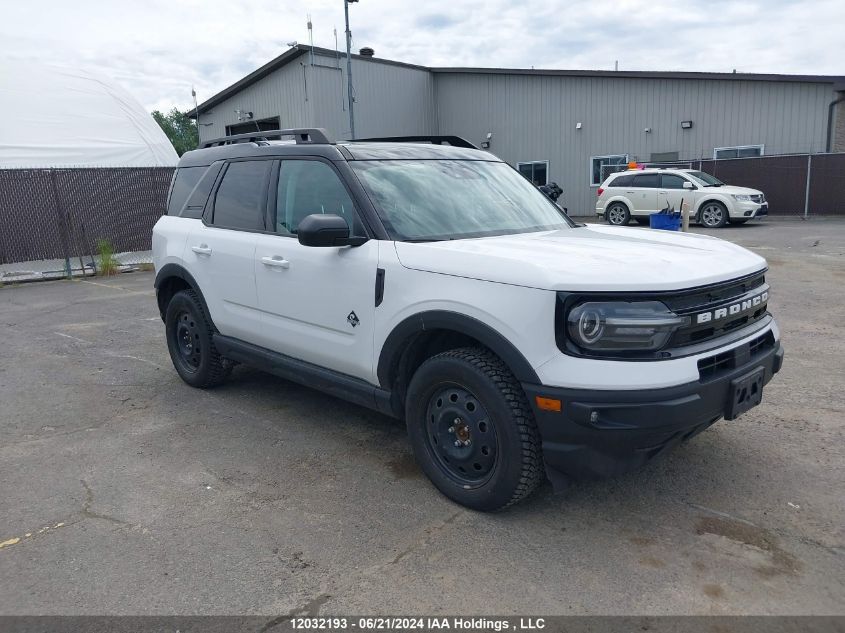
0,218,843,615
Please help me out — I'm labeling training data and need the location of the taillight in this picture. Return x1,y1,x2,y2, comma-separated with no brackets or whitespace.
597,187,604,197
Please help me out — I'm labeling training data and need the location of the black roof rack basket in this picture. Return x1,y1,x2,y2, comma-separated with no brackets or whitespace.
202,128,333,148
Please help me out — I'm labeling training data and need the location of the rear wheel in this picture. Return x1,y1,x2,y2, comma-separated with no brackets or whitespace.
699,201,728,228
165,289,232,388
605,203,630,226
405,348,543,511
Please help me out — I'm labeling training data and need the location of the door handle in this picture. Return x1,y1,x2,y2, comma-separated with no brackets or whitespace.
191,244,212,255
261,255,290,269
658,190,667,194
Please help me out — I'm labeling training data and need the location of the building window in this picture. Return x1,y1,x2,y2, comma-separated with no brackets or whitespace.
517,161,548,186
591,155,628,186
713,144,764,159
225,116,281,136
650,151,679,163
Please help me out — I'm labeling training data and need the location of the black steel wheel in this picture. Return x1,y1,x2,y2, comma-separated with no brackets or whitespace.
425,384,499,486
173,309,202,372
165,289,232,388
406,347,543,511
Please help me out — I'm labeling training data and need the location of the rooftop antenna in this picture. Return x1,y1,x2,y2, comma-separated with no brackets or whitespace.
191,85,200,140
307,14,314,66
334,27,340,67
335,27,346,111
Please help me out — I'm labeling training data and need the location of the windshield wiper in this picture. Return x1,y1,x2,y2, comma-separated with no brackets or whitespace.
404,238,442,243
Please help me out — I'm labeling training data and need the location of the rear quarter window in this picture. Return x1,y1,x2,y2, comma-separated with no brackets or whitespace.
608,174,633,187
167,167,206,216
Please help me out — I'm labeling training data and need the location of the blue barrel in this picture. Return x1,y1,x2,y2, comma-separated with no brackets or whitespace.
649,214,682,231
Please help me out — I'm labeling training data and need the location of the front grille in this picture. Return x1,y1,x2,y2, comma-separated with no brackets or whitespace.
663,273,769,348
750,194,765,203
697,331,775,380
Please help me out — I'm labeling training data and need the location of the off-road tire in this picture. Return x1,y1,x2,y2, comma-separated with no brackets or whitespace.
405,347,543,511
605,202,630,226
165,289,232,388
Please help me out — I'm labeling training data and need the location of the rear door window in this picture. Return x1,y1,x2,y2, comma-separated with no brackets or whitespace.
211,160,271,231
610,174,633,187
632,174,659,188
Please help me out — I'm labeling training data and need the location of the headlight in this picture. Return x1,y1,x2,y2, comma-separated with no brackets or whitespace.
732,194,751,201
567,301,689,353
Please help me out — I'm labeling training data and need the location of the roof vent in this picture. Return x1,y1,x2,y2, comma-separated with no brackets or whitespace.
359,47,374,57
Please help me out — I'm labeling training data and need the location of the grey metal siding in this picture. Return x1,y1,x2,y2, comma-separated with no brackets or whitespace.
197,52,435,144
196,60,313,144
434,72,836,215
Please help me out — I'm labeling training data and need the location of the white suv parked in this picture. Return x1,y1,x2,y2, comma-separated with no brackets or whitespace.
153,129,783,511
596,168,768,228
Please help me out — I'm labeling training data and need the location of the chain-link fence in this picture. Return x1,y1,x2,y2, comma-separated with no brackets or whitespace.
0,167,173,283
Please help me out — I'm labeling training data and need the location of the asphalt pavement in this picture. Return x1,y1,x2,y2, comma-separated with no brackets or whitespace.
1,218,843,615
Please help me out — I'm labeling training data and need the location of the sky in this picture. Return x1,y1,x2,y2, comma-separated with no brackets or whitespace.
2,0,843,113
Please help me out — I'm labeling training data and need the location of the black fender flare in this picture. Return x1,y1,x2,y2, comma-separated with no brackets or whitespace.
153,263,214,326
376,310,540,388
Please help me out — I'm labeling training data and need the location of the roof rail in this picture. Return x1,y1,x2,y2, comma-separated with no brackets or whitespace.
353,135,478,149
201,128,333,148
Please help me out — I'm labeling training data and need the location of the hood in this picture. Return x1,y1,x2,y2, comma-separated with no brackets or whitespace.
394,225,767,292
704,184,762,196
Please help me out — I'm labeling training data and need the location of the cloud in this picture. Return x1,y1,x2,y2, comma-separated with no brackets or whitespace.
415,13,459,29
1,0,842,113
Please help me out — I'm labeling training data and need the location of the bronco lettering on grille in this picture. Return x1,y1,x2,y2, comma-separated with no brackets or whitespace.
696,290,769,324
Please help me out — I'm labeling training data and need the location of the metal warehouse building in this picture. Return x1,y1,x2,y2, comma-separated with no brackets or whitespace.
191,45,845,216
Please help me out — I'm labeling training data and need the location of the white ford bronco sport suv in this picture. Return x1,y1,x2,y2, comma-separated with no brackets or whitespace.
596,167,768,228
153,129,783,511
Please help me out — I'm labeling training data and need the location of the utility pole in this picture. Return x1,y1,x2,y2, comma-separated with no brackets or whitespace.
344,0,356,138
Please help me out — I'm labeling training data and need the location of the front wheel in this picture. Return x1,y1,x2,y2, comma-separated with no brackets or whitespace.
405,348,543,511
699,202,728,228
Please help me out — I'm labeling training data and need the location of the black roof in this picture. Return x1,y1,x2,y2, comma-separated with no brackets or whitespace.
189,44,845,118
178,139,496,167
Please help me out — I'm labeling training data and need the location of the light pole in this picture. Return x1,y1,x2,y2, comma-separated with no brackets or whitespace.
344,0,357,138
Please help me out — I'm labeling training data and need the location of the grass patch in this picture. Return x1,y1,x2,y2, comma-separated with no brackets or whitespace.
96,239,119,276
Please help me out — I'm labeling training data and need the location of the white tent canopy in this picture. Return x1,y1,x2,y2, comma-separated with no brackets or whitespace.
0,63,178,168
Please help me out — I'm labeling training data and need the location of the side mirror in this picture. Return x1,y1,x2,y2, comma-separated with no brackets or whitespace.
297,214,367,247
683,181,694,190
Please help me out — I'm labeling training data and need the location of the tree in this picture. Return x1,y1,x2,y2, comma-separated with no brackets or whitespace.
152,108,198,156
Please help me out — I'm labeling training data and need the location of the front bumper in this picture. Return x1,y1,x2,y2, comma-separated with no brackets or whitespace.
522,339,783,485
733,200,768,218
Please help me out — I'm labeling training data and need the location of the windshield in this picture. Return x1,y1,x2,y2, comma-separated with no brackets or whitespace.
686,170,725,187
350,160,573,241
